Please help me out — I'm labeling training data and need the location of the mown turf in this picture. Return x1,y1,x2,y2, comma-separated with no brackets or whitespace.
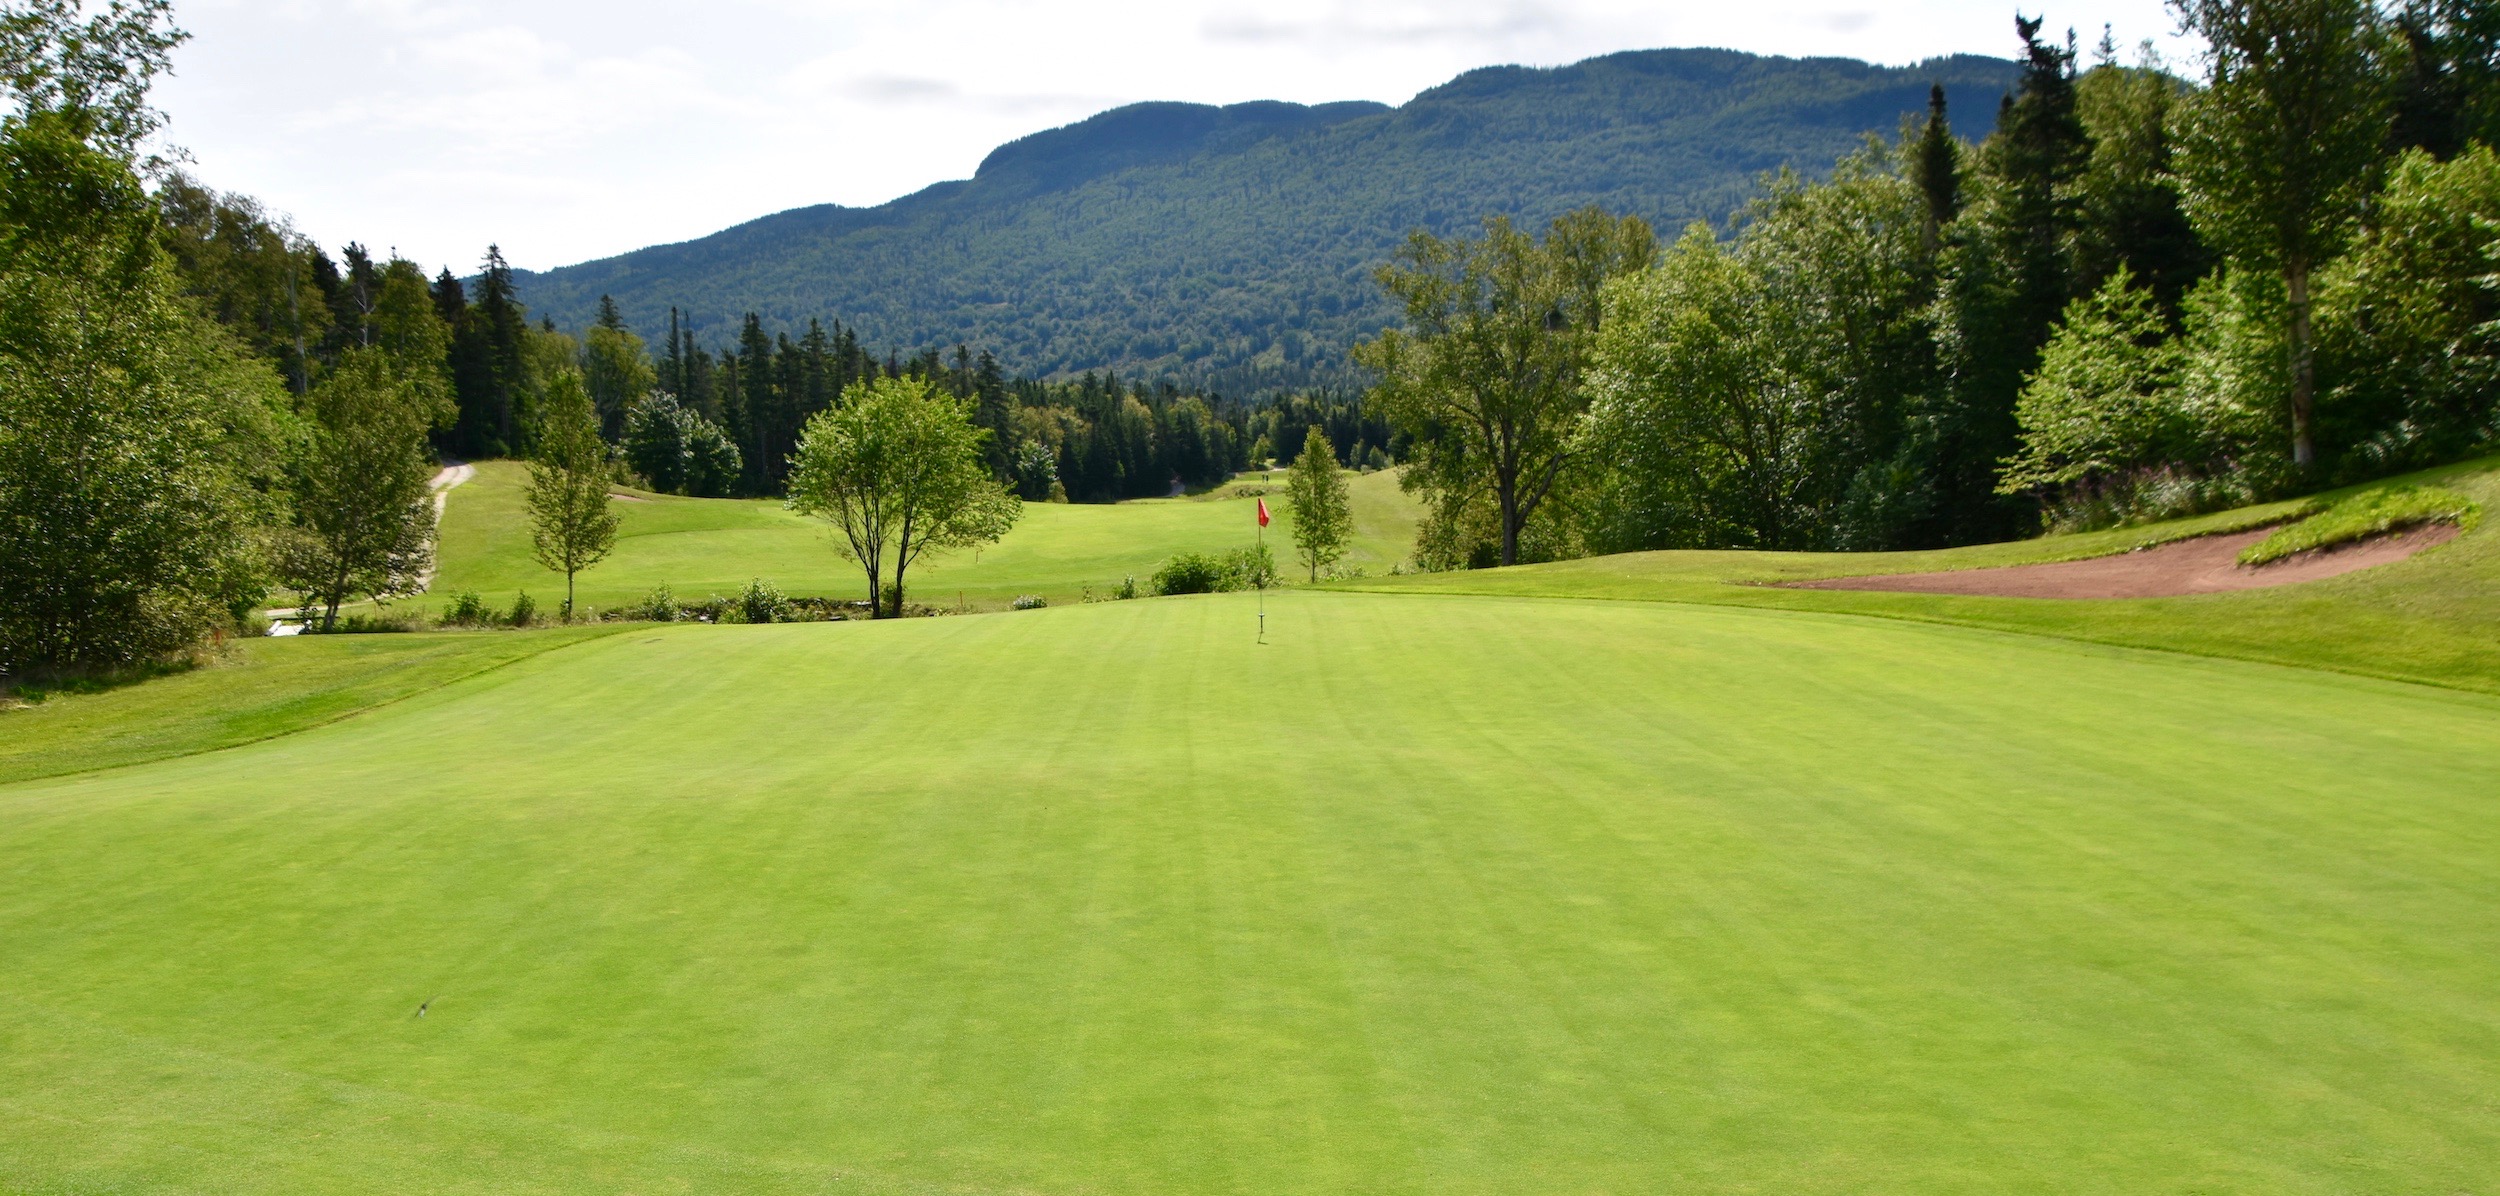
4,592,2497,1193
427,462,1420,614
1340,454,2500,694
0,625,626,785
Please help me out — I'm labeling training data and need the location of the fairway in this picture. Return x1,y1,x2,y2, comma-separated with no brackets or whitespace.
427,462,1421,614
6,592,2498,1193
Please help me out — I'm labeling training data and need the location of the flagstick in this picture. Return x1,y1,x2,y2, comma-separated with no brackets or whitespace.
1256,518,1267,644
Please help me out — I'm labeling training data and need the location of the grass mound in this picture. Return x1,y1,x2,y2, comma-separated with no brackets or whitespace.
2237,485,2480,566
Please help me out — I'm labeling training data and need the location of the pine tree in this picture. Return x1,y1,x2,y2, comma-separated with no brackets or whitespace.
1911,84,1961,248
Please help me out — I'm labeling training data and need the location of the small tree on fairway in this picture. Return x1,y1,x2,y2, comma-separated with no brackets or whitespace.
786,375,1020,618
278,348,444,631
526,370,618,621
2171,0,2391,471
1286,426,1352,581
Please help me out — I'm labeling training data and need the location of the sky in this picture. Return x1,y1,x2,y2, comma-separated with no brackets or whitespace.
149,0,2197,275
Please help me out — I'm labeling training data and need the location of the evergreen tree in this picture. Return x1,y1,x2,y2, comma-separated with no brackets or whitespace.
1911,84,1961,248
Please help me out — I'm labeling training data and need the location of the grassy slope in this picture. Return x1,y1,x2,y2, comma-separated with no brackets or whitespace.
429,462,1420,612
0,626,627,785
3,596,2497,1192
1339,454,2500,694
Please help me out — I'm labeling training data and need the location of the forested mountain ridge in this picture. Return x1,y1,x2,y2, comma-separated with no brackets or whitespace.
515,48,2019,394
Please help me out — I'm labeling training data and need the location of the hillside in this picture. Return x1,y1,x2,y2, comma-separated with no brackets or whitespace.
514,49,2020,393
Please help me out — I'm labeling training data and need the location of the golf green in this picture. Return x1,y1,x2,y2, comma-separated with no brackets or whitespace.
5,591,2496,1192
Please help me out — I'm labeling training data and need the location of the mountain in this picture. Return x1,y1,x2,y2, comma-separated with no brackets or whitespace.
515,48,2020,395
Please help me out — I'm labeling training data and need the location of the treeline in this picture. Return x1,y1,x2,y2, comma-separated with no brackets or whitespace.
1367,3,2500,568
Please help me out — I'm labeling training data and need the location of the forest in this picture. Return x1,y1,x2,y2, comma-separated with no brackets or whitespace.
1363,3,2500,567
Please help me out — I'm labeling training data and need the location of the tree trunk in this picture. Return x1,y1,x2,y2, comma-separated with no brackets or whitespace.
863,563,883,619
1497,481,1520,568
2286,260,2317,471
890,548,909,619
565,570,576,624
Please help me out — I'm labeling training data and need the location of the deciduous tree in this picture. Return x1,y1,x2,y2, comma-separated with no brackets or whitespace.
1285,426,1351,581
2171,0,2391,470
526,370,618,620
786,376,1020,618
277,349,443,631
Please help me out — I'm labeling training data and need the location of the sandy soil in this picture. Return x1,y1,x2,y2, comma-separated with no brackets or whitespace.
1789,522,2462,600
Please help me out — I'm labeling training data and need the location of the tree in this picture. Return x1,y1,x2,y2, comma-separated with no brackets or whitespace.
1355,206,1653,567
1996,266,2189,500
277,349,443,631
785,375,1020,618
1285,426,1352,581
580,318,655,442
623,390,740,497
0,110,285,674
2171,0,2391,470
0,0,184,163
526,370,618,620
1910,84,1962,248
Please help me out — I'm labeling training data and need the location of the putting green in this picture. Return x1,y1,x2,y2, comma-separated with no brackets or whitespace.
5,592,2497,1192
426,462,1421,615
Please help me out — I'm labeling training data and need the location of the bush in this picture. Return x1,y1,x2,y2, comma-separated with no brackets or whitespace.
509,591,537,628
1151,544,1277,595
2239,486,2480,566
628,584,679,622
307,610,420,635
1010,594,1048,610
1153,552,1231,595
1115,574,1138,600
439,590,492,627
739,578,792,624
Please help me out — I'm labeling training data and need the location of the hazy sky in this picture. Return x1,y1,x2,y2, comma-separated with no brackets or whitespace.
149,0,2195,274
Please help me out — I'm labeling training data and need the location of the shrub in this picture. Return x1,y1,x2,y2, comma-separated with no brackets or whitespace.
508,591,537,628
739,578,792,624
1115,574,1138,600
1152,545,1277,595
1010,594,1048,610
1152,552,1231,595
628,584,679,622
439,591,492,628
2239,486,2480,566
308,610,420,635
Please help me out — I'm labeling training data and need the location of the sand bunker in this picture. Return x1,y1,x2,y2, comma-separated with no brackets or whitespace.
1789,522,2461,600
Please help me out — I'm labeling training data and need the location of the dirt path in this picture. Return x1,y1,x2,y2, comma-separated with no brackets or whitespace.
1788,523,2461,600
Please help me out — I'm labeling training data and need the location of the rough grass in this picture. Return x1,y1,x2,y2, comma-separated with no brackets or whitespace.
2237,485,2480,566
4,594,2498,1193
0,626,626,785
426,462,1421,615
1338,454,2500,694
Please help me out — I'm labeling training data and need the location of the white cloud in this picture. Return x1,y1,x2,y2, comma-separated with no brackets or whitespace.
149,0,2192,273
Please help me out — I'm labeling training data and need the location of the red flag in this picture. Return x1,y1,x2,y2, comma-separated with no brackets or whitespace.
1256,498,1271,527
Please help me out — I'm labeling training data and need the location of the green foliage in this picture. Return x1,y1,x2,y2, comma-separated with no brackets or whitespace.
786,375,1022,617
275,349,442,631
737,577,791,624
0,111,285,675
623,389,741,497
2172,0,2393,468
1010,594,1048,610
580,311,655,440
0,0,184,163
1150,552,1229,595
1999,267,2188,497
507,590,537,628
2238,484,2479,564
2316,145,2500,471
517,51,2022,394
526,370,620,619
627,583,679,623
1358,207,1655,567
1284,427,1352,581
438,591,486,627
